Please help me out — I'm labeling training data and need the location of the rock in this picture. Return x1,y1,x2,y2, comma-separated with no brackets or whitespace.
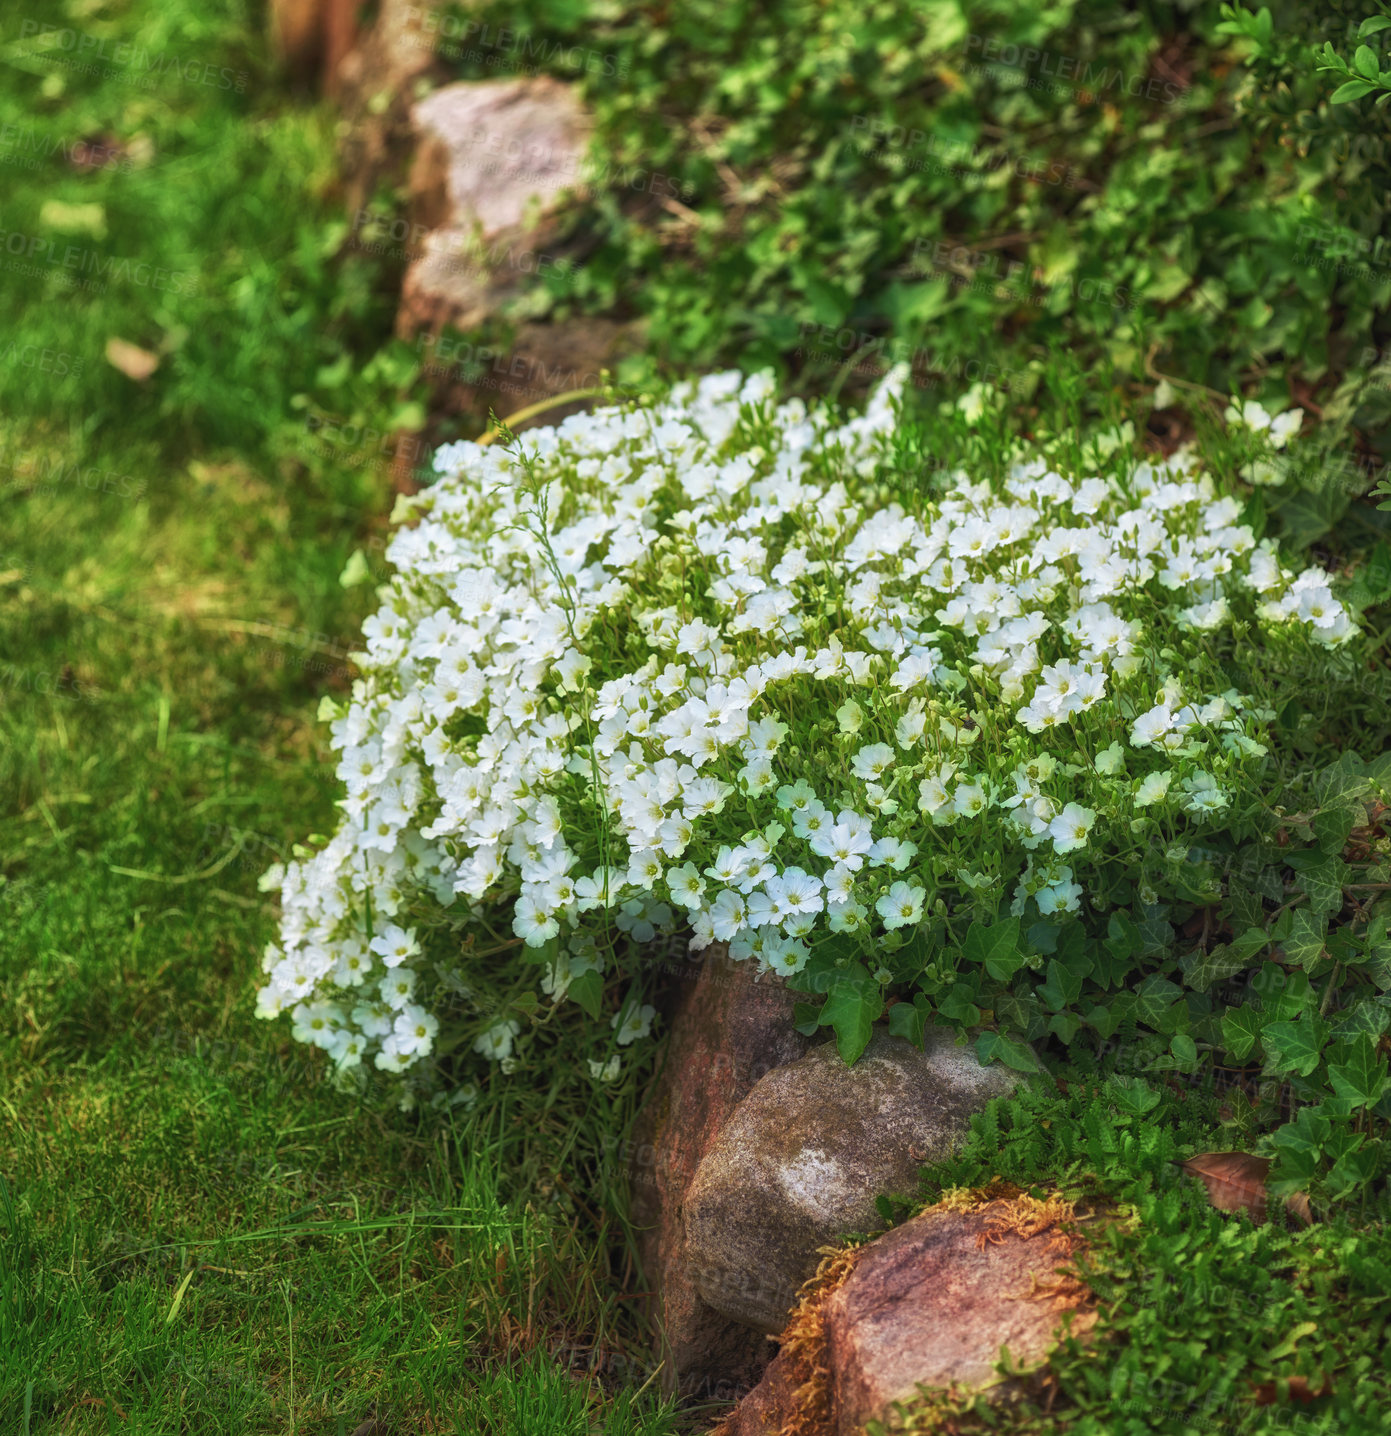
336,0,451,215
629,944,813,1402
684,1030,1020,1336
714,1193,1096,1436
394,76,643,419
269,0,359,91
396,77,592,339
824,1198,1096,1429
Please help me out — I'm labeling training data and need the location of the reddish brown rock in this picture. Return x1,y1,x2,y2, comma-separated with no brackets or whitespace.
336,0,451,214
683,1031,1020,1336
714,1194,1097,1436
629,944,813,1402
823,1197,1096,1431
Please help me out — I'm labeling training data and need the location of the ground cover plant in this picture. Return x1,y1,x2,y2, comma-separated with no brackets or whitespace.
260,365,1391,1217
885,1078,1391,1433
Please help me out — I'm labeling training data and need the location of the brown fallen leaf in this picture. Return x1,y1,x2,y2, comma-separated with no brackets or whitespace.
105,337,159,381
1178,1152,1312,1226
1252,1374,1333,1406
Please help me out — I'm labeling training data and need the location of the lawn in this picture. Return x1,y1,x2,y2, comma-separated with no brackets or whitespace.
2,2,1390,1434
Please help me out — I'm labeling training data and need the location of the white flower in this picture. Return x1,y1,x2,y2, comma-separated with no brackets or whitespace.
1134,771,1173,808
876,880,926,930
473,1019,521,1061
393,1004,439,1056
262,365,1349,1094
380,969,417,1011
1048,803,1096,854
667,861,707,909
613,1002,656,1046
850,743,895,782
1094,741,1125,776
369,923,420,969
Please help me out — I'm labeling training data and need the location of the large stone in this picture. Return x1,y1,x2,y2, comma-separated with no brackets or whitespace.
715,1195,1096,1435
397,77,593,338
336,0,451,214
629,945,813,1403
684,1030,1020,1336
823,1199,1097,1431
394,76,642,419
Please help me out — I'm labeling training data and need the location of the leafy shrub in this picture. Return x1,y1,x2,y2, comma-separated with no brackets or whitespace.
434,0,1391,432
256,372,1391,1202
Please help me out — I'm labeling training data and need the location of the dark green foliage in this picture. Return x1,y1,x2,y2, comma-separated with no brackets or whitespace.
911,1081,1391,1433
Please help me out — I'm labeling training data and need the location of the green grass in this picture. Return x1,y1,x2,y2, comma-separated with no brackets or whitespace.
0,2,679,1432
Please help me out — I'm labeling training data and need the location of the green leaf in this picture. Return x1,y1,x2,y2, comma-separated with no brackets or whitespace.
1327,1035,1390,1108
819,962,883,1064
1313,806,1355,856
568,967,604,1021
1354,44,1381,80
1360,16,1391,38
887,993,930,1048
792,1001,822,1037
1183,927,1268,991
939,982,982,1025
1262,1017,1329,1077
1331,78,1378,102
1170,1033,1198,1067
1296,856,1348,917
1038,957,1084,1013
1048,1009,1082,1044
1110,1075,1161,1116
1132,974,1184,1030
974,1030,1041,1073
1282,908,1328,968
1222,1006,1264,1061
964,917,1025,981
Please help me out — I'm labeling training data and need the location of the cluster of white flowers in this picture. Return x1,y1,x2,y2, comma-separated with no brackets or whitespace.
256,368,1354,1082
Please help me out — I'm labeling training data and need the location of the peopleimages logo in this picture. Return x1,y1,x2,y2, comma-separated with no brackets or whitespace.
17,20,248,91
964,34,1186,104
0,228,197,293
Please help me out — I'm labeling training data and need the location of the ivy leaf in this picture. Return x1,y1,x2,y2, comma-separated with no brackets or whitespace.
964,916,1024,981
1170,1033,1198,1067
1038,957,1085,1013
1222,1006,1264,1061
1296,856,1348,917
974,1030,1041,1073
1313,805,1356,855
568,967,604,1021
1110,1075,1161,1116
1327,1035,1390,1108
818,961,883,1064
1183,927,1268,990
938,982,982,1025
1282,908,1328,969
1261,966,1313,1022
1329,997,1391,1043
887,992,930,1048
1048,1009,1082,1044
1132,974,1184,1031
1262,1017,1330,1077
